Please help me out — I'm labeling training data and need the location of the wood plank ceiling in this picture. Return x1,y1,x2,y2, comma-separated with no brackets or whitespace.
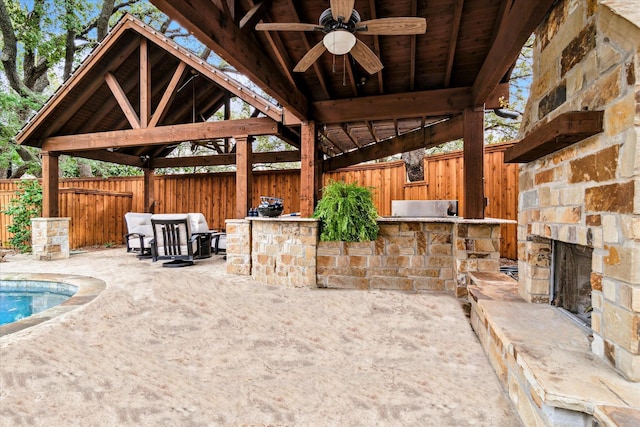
149,0,556,170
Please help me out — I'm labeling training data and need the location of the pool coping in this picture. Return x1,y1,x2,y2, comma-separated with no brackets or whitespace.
0,272,106,337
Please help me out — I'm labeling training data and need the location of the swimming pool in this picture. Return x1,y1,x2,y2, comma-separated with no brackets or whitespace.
0,280,77,326
0,273,106,336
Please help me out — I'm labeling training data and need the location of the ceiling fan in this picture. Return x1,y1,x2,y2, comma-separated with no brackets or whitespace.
255,0,427,74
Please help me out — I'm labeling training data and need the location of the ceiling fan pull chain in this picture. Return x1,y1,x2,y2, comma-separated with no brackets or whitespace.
342,54,347,86
332,54,336,73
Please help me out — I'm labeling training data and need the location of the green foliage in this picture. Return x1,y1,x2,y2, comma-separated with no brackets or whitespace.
313,180,379,242
0,91,44,174
1,180,43,252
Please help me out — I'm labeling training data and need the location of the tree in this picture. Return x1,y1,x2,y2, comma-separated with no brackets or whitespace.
0,0,168,179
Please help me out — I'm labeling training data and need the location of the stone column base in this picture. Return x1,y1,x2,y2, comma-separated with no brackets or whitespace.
31,218,70,260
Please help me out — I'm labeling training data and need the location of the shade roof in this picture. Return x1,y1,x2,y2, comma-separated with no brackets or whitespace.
18,1,557,172
149,0,556,168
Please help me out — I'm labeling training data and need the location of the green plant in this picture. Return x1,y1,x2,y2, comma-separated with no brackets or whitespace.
1,179,42,252
313,180,379,242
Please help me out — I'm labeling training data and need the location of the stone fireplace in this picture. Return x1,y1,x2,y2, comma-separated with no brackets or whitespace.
512,0,639,381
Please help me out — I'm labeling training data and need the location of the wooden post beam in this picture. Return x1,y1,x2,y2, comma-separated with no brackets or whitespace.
41,118,279,152
463,106,485,219
41,152,60,218
300,121,320,217
140,39,151,128
235,136,253,219
143,168,155,213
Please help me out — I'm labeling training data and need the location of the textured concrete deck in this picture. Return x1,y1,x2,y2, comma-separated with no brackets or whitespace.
1,249,519,426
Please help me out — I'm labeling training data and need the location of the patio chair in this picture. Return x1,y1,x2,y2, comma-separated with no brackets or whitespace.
150,214,198,267
124,212,153,258
188,212,226,257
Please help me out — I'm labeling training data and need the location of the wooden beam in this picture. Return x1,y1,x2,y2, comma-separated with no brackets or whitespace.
367,0,384,93
235,137,253,218
239,1,271,30
444,0,464,87
504,111,604,163
42,118,279,152
253,150,300,164
78,45,170,134
58,150,146,168
259,23,297,87
149,0,308,120
104,72,140,129
277,126,301,149
312,84,508,123
150,150,300,168
472,0,556,104
149,62,187,128
463,107,485,219
140,39,151,128
41,152,59,218
300,121,319,217
143,168,155,213
324,115,463,172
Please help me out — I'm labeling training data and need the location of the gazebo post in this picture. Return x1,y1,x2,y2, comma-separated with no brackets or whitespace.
235,136,253,218
41,151,59,218
300,120,320,217
463,106,485,219
143,168,155,213
33,151,69,260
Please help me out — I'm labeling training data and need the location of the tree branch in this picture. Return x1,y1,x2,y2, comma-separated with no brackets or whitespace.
0,0,31,96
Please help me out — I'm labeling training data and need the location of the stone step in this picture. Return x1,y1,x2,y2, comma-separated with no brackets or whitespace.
467,272,640,427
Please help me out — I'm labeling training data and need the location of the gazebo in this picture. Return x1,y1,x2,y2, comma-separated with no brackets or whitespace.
17,0,559,224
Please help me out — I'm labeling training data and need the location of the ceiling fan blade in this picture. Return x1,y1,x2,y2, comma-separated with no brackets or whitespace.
293,41,327,72
330,0,355,21
350,39,383,74
357,17,427,35
255,23,323,32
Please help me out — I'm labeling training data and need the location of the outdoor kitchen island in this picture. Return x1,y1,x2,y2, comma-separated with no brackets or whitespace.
225,216,513,295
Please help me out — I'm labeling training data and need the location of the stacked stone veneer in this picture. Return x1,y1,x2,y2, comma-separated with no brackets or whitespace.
517,0,640,380
226,217,506,294
226,219,252,275
31,218,70,260
317,220,502,294
226,218,319,287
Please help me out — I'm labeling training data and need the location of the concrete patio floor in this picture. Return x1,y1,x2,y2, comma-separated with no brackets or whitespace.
1,249,521,426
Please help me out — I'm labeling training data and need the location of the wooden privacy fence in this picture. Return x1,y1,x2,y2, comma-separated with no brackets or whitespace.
59,188,133,248
0,142,518,257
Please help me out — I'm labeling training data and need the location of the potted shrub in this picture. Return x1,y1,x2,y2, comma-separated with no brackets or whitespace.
313,180,379,242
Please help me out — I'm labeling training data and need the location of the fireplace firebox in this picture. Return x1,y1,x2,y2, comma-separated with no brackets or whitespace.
551,241,593,327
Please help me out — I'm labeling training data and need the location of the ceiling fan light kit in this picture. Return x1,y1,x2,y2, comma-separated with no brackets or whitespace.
323,30,356,55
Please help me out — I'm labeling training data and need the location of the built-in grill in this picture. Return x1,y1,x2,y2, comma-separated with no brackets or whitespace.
391,200,458,217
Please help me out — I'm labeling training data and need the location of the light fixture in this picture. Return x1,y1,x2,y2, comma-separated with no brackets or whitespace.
323,30,356,55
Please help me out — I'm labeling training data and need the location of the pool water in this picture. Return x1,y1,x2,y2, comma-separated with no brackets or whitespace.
0,281,77,326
